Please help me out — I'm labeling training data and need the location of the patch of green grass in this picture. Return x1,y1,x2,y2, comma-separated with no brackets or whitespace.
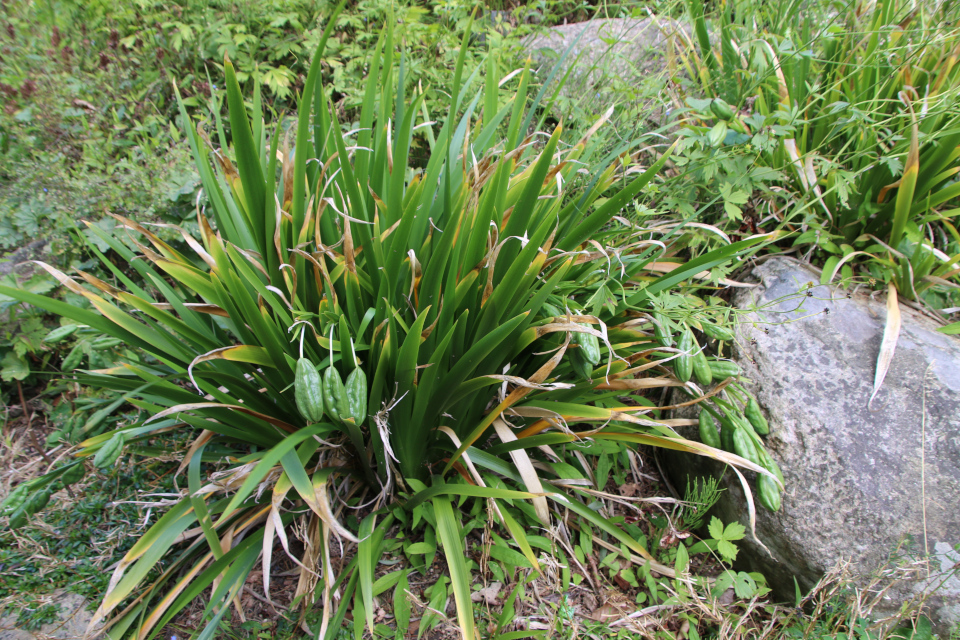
0,456,177,607
14,601,60,631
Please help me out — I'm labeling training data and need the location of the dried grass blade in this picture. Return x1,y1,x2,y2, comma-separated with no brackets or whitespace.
869,283,901,410
492,418,550,524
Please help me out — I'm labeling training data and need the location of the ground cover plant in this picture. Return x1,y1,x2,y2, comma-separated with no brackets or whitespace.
0,4,791,638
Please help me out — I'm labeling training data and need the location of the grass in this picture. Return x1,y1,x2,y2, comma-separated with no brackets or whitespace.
0,423,179,623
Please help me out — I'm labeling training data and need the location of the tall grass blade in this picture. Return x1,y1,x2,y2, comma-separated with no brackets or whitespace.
869,282,902,409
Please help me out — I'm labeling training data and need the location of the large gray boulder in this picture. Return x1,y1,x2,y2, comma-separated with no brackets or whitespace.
666,257,960,637
524,18,688,125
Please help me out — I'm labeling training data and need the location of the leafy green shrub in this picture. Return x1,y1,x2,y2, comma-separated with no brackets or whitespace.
0,10,778,639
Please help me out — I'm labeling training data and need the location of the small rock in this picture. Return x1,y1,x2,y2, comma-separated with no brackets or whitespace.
0,240,49,278
470,581,502,605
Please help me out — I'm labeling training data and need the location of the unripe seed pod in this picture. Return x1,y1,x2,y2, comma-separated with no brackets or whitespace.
700,322,735,342
8,505,29,530
61,463,85,486
733,426,761,466
652,312,673,348
542,302,562,318
698,411,721,448
43,324,78,344
575,326,601,366
0,483,31,515
91,336,122,350
708,360,741,380
61,343,85,371
568,347,593,381
322,367,349,424
710,98,735,121
93,433,126,469
24,487,52,516
294,358,325,423
757,474,781,512
744,397,770,435
691,346,713,386
344,368,368,425
719,415,736,453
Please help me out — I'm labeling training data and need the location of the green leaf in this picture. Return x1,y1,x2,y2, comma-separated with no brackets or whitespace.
675,543,689,576
433,498,475,640
723,521,746,541
707,516,724,541
489,543,533,569
717,539,738,563
406,542,435,555
1,351,29,382
938,322,960,335
393,570,411,637
733,571,758,598
358,513,378,635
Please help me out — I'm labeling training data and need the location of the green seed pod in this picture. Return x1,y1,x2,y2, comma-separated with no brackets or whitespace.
675,328,694,382
733,427,761,466
757,474,782,512
744,397,770,435
24,487,52,516
43,324,79,344
700,322,735,342
344,368,368,425
569,347,594,381
575,326,601,366
691,345,713,386
60,463,85,487
541,302,562,319
735,413,758,438
652,312,673,348
698,411,721,448
8,505,29,530
707,120,728,146
708,360,741,380
91,336,123,350
757,448,785,485
322,367,349,424
719,415,736,453
710,98,735,121
61,343,85,372
93,433,126,469
83,405,114,435
294,358,325,423
87,350,107,370
582,270,604,287
0,483,32,515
